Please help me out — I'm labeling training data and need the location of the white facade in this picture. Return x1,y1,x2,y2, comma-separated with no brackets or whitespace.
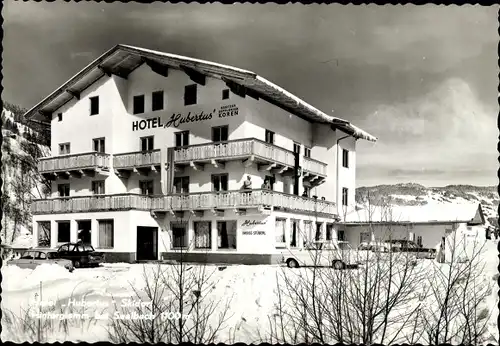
29,46,374,264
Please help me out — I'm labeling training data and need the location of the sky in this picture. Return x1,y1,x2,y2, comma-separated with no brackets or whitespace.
3,3,498,187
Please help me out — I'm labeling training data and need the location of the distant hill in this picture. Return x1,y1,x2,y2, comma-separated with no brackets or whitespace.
356,183,498,227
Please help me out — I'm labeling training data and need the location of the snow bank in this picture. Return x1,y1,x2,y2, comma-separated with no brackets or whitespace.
2,263,73,291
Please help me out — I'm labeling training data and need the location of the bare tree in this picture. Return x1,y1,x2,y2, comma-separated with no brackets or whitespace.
108,205,234,343
413,232,494,344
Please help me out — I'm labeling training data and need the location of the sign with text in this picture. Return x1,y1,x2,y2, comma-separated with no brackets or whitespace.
132,104,239,131
241,219,267,236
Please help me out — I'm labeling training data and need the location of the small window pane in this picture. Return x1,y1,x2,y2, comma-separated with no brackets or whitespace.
90,96,99,115
184,84,197,106
152,91,164,111
133,95,145,114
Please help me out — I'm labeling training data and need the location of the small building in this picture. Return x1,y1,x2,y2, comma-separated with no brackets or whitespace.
340,203,486,253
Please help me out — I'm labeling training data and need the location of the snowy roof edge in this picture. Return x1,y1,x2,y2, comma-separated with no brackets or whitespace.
23,44,377,142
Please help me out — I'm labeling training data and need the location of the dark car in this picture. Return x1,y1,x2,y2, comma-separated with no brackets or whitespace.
387,240,436,259
55,242,105,268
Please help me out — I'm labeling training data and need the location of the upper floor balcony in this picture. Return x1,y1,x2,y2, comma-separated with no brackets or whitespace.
113,149,162,178
38,152,111,180
31,190,337,218
153,189,337,218
31,193,159,215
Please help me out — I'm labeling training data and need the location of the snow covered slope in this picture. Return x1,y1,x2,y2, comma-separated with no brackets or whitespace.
356,183,498,227
1,108,51,247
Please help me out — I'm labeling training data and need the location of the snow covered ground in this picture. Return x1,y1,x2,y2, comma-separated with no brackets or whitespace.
2,238,498,344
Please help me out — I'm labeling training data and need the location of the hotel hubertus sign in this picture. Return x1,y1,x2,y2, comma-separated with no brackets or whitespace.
132,104,239,131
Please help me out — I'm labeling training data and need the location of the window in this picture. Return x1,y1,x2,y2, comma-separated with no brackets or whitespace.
92,180,105,195
290,220,298,247
326,224,334,241
171,222,188,248
337,229,345,241
275,219,286,247
37,252,47,260
293,142,301,154
184,84,197,106
265,130,275,144
59,143,70,155
360,231,371,244
58,184,70,197
141,136,154,151
315,223,322,241
222,89,230,100
194,221,211,249
57,221,70,243
90,96,99,116
342,148,349,168
265,175,275,190
133,95,145,114
212,174,228,192
20,252,34,260
175,131,189,147
342,187,348,206
217,221,236,249
152,90,164,111
173,177,189,194
303,221,313,245
212,125,229,142
417,236,423,247
304,147,311,158
98,220,114,248
93,138,105,153
57,113,63,122
37,221,51,247
139,180,154,195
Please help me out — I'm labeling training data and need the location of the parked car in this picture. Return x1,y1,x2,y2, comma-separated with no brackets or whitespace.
357,242,418,265
8,249,74,272
387,239,436,259
282,240,360,269
358,242,391,252
55,242,104,268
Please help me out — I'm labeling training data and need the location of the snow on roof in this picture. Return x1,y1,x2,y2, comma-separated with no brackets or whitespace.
344,202,484,224
23,44,377,142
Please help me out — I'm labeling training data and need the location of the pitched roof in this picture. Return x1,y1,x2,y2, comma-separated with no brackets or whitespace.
24,44,376,142
343,202,485,225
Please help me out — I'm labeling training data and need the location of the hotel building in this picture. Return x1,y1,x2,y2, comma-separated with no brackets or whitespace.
26,44,377,264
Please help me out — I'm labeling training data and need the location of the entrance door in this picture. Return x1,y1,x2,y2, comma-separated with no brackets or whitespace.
136,227,158,261
77,220,92,244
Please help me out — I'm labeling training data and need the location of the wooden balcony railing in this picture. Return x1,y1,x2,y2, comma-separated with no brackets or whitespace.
31,191,337,216
173,138,296,167
158,189,336,215
113,149,161,169
303,156,328,177
31,194,155,214
38,152,110,173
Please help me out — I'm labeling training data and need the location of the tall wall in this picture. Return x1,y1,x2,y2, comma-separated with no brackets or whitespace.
48,64,358,206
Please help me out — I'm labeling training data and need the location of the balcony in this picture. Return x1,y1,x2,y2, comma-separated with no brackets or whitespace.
31,191,337,217
173,138,296,175
38,152,110,180
302,156,327,186
113,149,162,178
31,194,156,215
152,189,337,217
